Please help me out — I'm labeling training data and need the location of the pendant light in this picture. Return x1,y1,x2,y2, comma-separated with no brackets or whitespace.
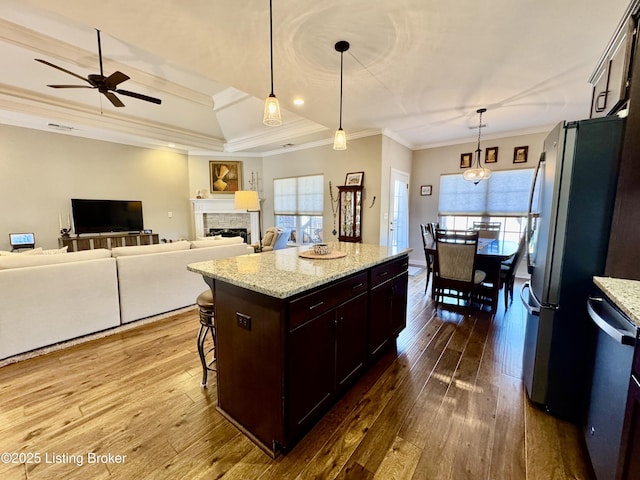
333,40,349,150
263,0,281,126
463,108,492,185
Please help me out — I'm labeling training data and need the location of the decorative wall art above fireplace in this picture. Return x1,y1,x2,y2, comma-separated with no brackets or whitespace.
209,161,243,193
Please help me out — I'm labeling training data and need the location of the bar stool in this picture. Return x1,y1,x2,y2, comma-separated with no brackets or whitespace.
196,289,216,387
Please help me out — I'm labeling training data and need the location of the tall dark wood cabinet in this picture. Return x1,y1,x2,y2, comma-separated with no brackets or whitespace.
338,185,363,242
618,341,640,479
606,7,640,280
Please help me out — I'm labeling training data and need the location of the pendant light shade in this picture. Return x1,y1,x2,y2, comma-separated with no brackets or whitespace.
263,0,281,126
333,128,347,150
463,108,491,185
333,40,349,150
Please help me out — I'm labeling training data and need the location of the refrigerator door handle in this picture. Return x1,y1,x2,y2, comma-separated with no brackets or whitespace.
520,281,540,316
526,152,545,273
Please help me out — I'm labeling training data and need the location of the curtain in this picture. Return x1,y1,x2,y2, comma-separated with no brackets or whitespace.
439,168,535,216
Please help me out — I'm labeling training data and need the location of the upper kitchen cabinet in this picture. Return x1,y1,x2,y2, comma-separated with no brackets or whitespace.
590,3,639,118
606,1,640,280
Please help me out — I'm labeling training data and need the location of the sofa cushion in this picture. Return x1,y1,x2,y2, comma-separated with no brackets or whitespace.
43,246,69,255
0,248,111,269
190,236,244,248
0,247,44,256
111,240,190,257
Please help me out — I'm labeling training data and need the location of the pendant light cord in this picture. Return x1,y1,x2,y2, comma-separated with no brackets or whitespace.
269,0,274,96
338,50,344,129
476,109,483,158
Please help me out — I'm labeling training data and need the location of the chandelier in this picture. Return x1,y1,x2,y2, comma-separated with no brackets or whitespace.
463,108,491,184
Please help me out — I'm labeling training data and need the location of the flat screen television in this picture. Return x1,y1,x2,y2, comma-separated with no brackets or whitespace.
71,199,144,234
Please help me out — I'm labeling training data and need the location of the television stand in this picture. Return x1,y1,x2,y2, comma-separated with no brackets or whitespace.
58,233,159,252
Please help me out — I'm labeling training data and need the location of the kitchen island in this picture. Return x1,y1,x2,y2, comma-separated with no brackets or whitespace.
188,242,410,456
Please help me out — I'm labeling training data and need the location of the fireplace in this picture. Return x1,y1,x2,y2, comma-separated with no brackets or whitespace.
209,228,248,243
191,198,260,244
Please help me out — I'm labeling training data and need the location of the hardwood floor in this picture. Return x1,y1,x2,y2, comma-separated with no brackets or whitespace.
0,269,595,479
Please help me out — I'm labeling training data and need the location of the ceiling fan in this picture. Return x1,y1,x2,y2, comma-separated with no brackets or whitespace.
35,29,161,108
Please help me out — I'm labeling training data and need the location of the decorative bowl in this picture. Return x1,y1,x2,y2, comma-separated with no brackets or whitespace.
313,243,330,255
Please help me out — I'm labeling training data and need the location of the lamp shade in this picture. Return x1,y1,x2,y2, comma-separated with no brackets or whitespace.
263,94,282,126
333,128,347,150
234,190,260,211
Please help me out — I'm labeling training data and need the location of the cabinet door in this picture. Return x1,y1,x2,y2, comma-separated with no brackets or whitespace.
369,279,393,357
619,374,640,480
288,310,334,438
590,65,610,118
390,272,408,337
335,292,368,390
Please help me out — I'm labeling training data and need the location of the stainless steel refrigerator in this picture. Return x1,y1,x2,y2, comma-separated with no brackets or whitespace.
521,115,626,422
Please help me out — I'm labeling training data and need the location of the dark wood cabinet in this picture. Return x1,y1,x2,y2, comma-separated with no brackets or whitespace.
369,257,409,358
59,233,159,251
338,185,363,242
589,15,636,118
288,289,369,440
618,374,640,479
618,342,640,480
211,255,408,457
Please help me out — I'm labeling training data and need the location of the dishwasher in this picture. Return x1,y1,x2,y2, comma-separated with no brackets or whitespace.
585,295,638,480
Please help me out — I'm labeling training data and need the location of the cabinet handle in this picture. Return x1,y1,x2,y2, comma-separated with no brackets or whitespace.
595,90,608,112
309,301,324,310
633,374,640,389
378,271,389,277
352,283,364,290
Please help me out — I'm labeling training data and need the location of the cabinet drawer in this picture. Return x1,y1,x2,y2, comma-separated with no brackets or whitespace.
370,256,409,288
289,272,368,330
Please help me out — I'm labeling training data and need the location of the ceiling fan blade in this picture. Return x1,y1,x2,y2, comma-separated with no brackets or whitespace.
103,90,125,107
116,89,162,105
35,59,91,85
104,71,129,90
47,85,95,89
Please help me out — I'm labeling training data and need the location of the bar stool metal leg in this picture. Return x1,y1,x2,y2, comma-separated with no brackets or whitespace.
196,290,216,387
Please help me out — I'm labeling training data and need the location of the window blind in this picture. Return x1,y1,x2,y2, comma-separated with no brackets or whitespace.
439,168,535,216
274,174,324,215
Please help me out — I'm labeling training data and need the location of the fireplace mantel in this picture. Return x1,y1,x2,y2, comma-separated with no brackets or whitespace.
191,198,260,244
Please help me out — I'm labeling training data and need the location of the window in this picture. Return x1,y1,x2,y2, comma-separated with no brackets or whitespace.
274,174,323,244
438,168,536,243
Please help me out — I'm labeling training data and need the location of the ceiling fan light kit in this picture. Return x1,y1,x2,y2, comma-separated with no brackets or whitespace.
263,0,282,126
333,40,349,151
463,107,492,185
35,29,161,108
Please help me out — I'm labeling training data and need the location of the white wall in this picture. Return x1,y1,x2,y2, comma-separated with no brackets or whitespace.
409,131,547,266
0,124,191,250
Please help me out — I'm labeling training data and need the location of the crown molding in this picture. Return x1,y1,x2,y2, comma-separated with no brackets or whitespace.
224,118,329,153
0,83,225,151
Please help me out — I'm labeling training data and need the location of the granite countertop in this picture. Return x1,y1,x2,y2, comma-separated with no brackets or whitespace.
593,276,640,328
188,242,411,299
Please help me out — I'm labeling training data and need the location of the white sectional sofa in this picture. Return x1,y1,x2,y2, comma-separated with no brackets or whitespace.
0,249,121,360
0,237,253,360
113,238,253,324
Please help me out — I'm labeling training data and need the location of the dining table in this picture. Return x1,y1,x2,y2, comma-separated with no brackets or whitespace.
426,237,519,312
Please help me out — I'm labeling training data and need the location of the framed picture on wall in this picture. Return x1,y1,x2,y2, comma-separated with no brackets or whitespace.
485,147,498,163
345,171,364,186
460,152,473,168
513,146,529,163
420,185,432,196
209,161,243,193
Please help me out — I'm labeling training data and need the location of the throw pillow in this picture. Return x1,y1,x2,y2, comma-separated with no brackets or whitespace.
43,246,69,255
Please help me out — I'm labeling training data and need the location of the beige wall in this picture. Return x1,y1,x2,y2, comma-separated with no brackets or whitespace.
409,130,548,265
261,135,383,244
380,135,413,245
0,124,191,250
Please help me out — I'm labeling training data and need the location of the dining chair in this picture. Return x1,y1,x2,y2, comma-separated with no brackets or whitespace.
432,229,486,311
420,224,434,293
499,234,527,309
472,221,502,240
